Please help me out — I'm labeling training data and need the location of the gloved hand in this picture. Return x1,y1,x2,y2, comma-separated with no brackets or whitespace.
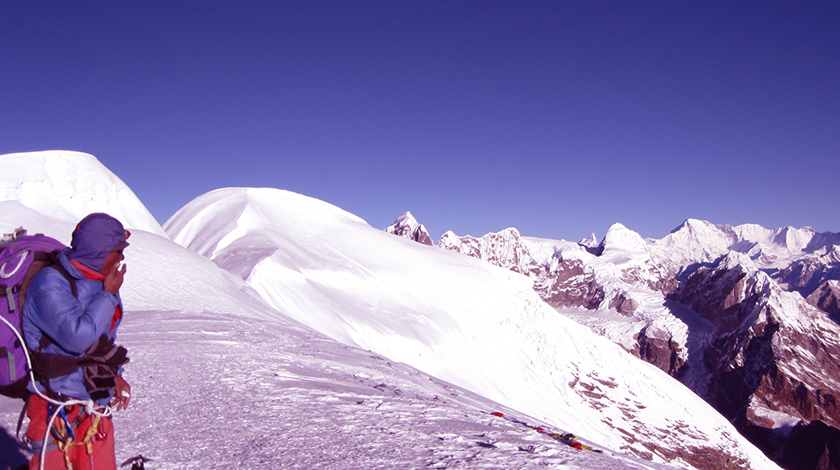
82,335,130,401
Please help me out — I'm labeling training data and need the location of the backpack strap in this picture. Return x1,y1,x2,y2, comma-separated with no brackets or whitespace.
45,251,78,298
22,251,81,400
13,250,78,324
25,251,78,354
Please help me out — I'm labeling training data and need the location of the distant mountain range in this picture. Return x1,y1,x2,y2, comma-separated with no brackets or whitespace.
387,212,840,469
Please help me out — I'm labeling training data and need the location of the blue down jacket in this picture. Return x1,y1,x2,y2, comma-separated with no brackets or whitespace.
22,250,123,404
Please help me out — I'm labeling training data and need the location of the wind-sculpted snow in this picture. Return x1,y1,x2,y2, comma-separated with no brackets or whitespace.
167,188,780,469
0,153,676,469
0,202,279,322
0,151,165,236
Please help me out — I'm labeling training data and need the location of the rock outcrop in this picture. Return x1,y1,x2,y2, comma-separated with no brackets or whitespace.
437,228,608,310
806,280,840,323
384,211,434,246
438,227,538,276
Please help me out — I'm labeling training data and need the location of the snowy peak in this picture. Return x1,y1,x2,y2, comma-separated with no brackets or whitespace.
600,223,651,258
438,227,538,276
770,225,815,252
657,218,840,271
165,187,369,257
0,151,165,236
656,219,738,266
719,251,758,273
384,211,434,246
579,233,600,250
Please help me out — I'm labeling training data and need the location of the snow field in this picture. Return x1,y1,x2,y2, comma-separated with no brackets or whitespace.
2,310,671,470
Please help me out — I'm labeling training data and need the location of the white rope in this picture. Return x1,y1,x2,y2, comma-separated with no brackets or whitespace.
0,314,114,470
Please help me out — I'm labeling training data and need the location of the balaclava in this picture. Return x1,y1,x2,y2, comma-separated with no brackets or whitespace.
66,213,130,272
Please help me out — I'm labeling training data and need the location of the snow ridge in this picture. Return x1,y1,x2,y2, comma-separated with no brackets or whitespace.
167,189,780,470
1,151,674,470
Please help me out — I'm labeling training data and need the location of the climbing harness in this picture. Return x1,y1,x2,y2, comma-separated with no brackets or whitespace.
53,411,103,470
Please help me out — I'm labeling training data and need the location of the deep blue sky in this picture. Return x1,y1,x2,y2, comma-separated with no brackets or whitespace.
2,1,838,241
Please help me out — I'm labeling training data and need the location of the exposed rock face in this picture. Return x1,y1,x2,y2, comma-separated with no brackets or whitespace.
533,257,605,310
636,323,687,378
608,291,639,315
775,257,840,298
438,227,539,276
807,280,840,323
672,252,840,469
388,218,609,312
438,228,606,310
384,211,434,246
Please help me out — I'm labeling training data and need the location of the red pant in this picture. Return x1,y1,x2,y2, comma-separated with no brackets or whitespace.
26,395,116,470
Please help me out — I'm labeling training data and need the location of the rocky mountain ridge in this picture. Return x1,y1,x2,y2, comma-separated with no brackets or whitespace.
384,211,433,246
385,215,840,470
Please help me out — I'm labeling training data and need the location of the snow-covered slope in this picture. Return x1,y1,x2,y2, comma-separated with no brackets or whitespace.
0,150,286,321
0,151,165,236
166,187,779,470
0,199,277,321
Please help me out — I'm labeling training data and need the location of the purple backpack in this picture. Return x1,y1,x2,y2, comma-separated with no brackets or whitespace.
0,228,69,399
